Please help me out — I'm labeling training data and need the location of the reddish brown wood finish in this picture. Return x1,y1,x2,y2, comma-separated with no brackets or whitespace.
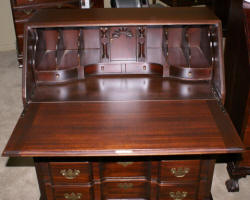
10,0,104,66
50,162,92,184
160,160,200,182
34,158,215,200
2,100,243,157
2,7,245,200
225,0,250,192
27,7,219,25
21,8,225,105
31,77,215,102
101,161,149,179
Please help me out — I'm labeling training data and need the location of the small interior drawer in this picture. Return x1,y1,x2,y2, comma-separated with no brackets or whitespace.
53,185,93,200
158,183,198,200
50,162,92,184
102,181,149,199
84,64,122,76
101,161,149,179
160,160,201,182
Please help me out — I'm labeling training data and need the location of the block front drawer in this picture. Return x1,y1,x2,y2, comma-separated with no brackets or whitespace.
102,181,149,199
35,159,215,200
53,185,94,200
160,160,201,182
158,183,198,200
50,162,92,184
101,161,149,179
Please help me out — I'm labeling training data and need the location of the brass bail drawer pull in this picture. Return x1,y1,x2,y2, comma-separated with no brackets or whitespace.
60,169,80,179
118,183,133,189
169,191,188,200
117,162,133,167
23,9,33,15
171,167,190,178
64,193,82,200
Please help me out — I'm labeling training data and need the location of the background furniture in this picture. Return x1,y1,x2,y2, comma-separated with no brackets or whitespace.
153,0,230,36
110,0,149,7
10,0,104,67
2,7,244,200
153,0,211,6
225,0,250,192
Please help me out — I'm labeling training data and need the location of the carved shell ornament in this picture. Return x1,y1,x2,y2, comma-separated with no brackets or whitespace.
112,27,134,39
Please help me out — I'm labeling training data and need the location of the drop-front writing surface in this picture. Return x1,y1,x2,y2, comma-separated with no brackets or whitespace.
2,7,243,200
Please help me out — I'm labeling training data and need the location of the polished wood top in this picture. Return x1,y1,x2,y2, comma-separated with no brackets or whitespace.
3,99,243,157
27,7,220,27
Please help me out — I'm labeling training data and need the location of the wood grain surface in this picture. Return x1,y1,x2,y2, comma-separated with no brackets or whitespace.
27,7,220,27
3,100,243,157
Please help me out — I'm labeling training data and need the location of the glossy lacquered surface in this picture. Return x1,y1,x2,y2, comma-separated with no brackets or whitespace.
23,8,225,105
225,1,250,191
2,6,245,200
27,7,220,26
31,77,215,102
3,99,243,157
10,0,104,66
35,158,215,200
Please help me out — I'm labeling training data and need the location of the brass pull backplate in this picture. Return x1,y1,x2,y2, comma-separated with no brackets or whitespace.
118,183,133,189
23,9,33,15
171,167,190,178
169,191,188,200
60,169,80,179
117,162,133,167
64,193,82,200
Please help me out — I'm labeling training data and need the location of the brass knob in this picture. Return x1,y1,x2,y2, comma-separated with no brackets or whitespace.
64,193,82,200
56,73,60,79
171,167,190,178
60,169,80,179
169,191,188,200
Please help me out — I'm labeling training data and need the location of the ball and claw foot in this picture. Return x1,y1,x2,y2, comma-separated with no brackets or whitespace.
225,178,239,192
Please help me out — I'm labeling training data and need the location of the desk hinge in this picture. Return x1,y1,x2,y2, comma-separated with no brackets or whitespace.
211,87,226,114
21,104,29,118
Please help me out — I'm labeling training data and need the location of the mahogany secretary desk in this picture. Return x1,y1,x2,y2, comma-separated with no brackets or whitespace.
2,8,244,200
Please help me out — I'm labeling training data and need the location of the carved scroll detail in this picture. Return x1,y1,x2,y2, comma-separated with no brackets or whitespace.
138,27,145,60
111,27,134,39
100,27,109,60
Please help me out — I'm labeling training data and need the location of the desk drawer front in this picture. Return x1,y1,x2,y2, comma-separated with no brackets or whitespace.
158,183,198,200
160,160,201,182
101,161,149,179
53,185,93,200
102,181,149,199
50,162,92,184
36,159,214,200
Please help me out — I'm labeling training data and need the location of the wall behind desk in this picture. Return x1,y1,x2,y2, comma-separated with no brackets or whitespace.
0,0,16,51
